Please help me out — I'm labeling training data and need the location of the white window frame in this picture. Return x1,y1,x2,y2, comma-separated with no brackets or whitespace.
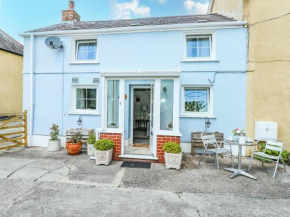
181,85,214,118
70,36,99,64
182,31,217,62
71,85,99,115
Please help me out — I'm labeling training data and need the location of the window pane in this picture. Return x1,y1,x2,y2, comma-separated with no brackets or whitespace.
78,43,87,52
184,88,209,113
87,51,96,60
199,48,210,57
107,80,119,128
160,80,174,131
77,51,86,60
187,38,197,47
87,100,96,109
88,43,97,51
76,99,86,109
187,48,197,57
87,89,96,98
198,38,210,47
77,89,86,98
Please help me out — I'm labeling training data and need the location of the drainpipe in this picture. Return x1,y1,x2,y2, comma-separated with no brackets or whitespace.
29,34,35,146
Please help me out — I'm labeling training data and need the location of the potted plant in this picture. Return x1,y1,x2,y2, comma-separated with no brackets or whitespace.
94,139,115,165
87,133,96,157
163,142,182,170
48,124,61,152
232,128,247,144
109,123,117,128
66,131,83,155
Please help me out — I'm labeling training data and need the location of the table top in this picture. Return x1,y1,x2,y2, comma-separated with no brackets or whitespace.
224,140,258,146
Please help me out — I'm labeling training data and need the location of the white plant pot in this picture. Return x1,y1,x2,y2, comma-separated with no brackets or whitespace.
165,152,182,170
95,149,113,166
87,144,95,156
48,139,61,152
239,136,246,144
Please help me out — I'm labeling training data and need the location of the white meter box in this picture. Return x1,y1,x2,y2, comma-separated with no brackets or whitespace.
255,121,277,140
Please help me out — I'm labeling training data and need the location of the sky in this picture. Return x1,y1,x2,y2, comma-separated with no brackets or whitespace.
0,0,210,43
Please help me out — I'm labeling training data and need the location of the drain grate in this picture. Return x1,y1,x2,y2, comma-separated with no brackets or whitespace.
121,161,151,169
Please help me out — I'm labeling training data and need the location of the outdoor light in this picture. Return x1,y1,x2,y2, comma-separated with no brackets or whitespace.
77,115,83,129
205,117,211,132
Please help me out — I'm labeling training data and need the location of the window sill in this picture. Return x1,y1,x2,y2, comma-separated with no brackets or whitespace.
180,115,216,119
68,111,100,116
181,59,219,62
70,61,99,65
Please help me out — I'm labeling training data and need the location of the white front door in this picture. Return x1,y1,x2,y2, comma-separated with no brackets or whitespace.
149,82,154,152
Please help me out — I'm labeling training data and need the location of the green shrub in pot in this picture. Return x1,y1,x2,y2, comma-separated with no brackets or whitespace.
94,139,115,151
87,133,96,157
163,142,182,170
163,142,182,154
94,139,115,165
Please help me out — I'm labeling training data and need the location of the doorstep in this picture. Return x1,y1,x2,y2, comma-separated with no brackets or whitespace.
118,154,159,161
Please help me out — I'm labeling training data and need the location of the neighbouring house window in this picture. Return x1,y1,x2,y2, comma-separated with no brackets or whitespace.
76,88,97,110
107,80,119,128
183,87,211,114
160,80,174,131
76,40,97,61
186,36,211,58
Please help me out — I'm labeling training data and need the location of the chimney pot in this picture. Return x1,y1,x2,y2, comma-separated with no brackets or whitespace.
69,1,75,10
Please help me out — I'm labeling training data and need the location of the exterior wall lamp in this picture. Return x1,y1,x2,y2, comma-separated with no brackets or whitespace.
77,115,83,129
205,117,211,133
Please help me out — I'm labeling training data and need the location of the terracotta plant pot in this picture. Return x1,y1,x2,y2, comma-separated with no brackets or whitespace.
66,141,82,155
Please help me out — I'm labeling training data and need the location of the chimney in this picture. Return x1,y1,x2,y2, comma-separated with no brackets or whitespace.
62,0,81,23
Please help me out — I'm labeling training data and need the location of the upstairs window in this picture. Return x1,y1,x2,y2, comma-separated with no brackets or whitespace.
76,40,97,61
186,36,211,58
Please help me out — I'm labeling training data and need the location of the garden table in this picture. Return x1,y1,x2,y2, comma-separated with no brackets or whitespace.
224,140,258,180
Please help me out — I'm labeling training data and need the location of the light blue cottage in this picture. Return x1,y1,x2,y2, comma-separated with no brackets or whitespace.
21,1,248,162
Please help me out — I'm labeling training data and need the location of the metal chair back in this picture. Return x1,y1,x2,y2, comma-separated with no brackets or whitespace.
201,134,218,149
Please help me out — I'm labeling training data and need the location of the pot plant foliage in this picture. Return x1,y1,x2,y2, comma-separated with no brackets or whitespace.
94,139,115,151
50,124,60,140
163,142,182,153
69,131,83,143
87,133,96,144
257,142,289,163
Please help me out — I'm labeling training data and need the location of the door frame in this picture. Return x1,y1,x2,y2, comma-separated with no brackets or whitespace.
129,85,151,146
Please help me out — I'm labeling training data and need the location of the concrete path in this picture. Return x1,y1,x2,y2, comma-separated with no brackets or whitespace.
0,147,290,217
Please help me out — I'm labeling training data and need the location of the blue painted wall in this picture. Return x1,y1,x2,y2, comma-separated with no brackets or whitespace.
23,27,247,144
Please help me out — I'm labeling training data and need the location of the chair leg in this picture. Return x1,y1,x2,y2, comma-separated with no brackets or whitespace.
281,157,287,173
212,155,216,163
230,152,234,168
198,150,206,166
273,160,279,179
216,153,220,172
248,153,254,171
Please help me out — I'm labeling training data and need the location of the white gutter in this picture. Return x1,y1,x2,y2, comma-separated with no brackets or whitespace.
29,34,34,146
20,21,247,37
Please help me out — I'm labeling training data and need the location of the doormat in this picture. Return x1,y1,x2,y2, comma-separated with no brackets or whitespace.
132,144,149,148
121,161,151,169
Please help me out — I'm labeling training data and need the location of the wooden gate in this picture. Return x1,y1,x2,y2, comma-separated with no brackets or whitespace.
0,111,28,150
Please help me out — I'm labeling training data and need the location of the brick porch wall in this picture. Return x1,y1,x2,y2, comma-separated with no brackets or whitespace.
157,135,181,163
99,133,121,161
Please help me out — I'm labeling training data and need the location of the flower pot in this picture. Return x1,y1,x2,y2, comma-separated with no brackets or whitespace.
66,141,82,155
165,152,182,170
48,139,61,152
87,143,95,157
95,149,113,165
239,136,246,144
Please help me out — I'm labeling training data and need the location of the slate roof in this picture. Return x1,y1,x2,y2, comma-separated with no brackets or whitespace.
0,29,23,56
27,13,236,33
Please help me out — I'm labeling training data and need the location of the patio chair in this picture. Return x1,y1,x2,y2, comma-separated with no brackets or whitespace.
198,133,234,171
248,139,287,179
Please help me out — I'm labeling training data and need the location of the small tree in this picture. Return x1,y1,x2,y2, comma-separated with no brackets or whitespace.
50,124,60,140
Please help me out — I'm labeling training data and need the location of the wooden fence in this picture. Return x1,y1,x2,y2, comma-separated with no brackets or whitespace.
0,111,27,150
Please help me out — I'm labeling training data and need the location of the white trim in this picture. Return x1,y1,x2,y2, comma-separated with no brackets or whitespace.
70,37,99,64
183,31,216,61
71,85,99,115
181,85,214,117
118,154,159,160
20,21,247,37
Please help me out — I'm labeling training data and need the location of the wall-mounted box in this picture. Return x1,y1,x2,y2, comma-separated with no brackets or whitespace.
255,121,277,140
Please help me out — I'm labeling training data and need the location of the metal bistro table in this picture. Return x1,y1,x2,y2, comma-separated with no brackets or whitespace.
224,140,258,180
